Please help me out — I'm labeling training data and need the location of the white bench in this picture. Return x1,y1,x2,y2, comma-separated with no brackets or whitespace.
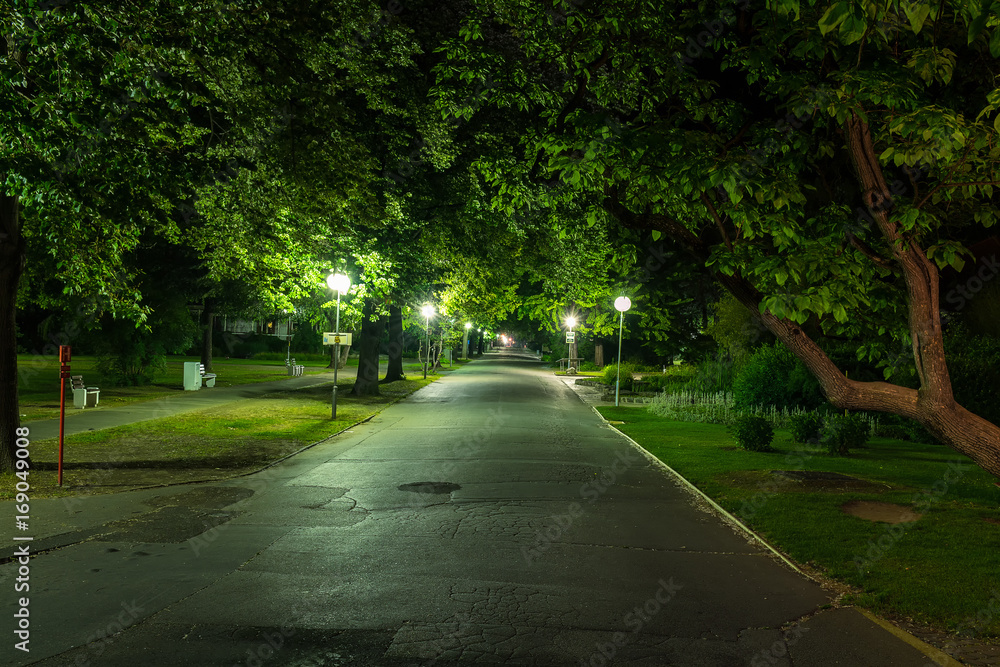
71,375,100,408
287,358,304,377
183,361,217,390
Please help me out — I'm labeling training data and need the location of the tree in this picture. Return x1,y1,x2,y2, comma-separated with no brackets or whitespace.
438,0,1000,476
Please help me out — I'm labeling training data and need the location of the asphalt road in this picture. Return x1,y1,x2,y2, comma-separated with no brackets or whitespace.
2,354,936,665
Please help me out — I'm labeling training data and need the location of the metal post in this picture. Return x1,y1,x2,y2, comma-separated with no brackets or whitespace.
332,290,340,420
423,316,430,379
615,309,624,407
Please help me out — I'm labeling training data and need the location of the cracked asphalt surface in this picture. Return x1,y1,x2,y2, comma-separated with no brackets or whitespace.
2,354,936,665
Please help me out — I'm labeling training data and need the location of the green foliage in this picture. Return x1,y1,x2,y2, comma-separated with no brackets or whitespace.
732,344,824,412
601,362,639,388
689,354,740,393
217,333,287,360
728,414,774,452
945,327,1000,428
789,412,825,444
824,414,871,456
93,299,198,386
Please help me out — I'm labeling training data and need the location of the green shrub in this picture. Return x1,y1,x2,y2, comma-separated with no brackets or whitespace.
789,412,824,443
601,362,639,388
823,414,870,455
689,354,739,393
732,343,824,412
578,361,600,372
728,414,774,452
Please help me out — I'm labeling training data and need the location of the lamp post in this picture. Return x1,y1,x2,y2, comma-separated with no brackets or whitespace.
327,272,351,419
566,315,577,371
463,322,472,359
422,304,435,379
614,296,632,407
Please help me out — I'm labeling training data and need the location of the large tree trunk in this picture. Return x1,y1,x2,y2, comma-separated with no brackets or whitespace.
0,194,25,473
200,298,215,373
382,303,405,382
620,115,1000,479
350,297,384,397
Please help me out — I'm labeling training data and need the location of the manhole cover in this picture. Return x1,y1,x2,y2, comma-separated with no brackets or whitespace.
398,482,461,494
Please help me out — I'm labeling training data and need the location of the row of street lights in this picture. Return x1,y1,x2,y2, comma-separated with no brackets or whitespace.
324,272,483,406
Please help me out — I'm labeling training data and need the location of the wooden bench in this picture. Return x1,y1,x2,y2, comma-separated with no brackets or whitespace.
70,375,100,409
287,358,304,377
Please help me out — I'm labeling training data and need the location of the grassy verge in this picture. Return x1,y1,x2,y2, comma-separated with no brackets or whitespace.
3,368,445,500
598,406,1000,638
15,354,398,422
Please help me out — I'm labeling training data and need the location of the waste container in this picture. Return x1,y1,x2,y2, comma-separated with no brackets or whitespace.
183,361,202,391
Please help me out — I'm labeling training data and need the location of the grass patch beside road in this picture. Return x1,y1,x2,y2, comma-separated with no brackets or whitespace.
598,406,1000,638
15,355,338,422
3,374,440,500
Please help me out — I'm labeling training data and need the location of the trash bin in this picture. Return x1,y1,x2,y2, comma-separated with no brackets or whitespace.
183,361,202,391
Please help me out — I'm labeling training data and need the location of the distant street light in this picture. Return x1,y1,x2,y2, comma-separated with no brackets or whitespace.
464,322,472,360
614,296,632,407
326,272,351,419
422,304,435,379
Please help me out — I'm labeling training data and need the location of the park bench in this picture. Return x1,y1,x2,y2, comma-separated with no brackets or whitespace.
183,361,217,390
558,357,584,373
70,375,100,409
287,358,304,377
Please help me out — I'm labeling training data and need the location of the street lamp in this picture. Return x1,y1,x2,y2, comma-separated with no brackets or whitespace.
422,304,435,379
464,322,472,360
326,272,351,419
614,296,632,407
565,315,578,371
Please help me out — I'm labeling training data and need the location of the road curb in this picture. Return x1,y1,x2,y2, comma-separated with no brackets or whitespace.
590,404,966,667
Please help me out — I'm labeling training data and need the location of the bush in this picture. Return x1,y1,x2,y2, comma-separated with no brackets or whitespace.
732,343,824,412
578,361,601,372
789,412,824,443
601,362,639,388
689,354,739,393
728,414,774,452
823,414,870,455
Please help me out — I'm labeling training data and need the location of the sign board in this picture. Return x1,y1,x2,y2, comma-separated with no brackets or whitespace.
565,332,576,343
323,332,353,346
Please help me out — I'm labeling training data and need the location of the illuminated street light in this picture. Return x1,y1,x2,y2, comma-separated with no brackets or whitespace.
326,272,351,419
565,315,578,372
614,296,632,407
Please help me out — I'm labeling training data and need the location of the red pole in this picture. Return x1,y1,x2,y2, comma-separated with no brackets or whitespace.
58,374,65,486
58,345,71,487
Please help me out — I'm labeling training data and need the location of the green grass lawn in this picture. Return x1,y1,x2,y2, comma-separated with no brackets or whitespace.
598,406,1000,638
3,371,443,499
15,354,380,422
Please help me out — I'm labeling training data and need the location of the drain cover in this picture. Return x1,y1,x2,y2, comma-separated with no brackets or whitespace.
398,482,461,494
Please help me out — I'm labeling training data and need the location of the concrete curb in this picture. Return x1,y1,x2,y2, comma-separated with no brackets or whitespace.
589,404,965,667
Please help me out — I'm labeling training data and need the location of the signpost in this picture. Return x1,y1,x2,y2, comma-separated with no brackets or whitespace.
323,332,352,419
58,345,71,486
